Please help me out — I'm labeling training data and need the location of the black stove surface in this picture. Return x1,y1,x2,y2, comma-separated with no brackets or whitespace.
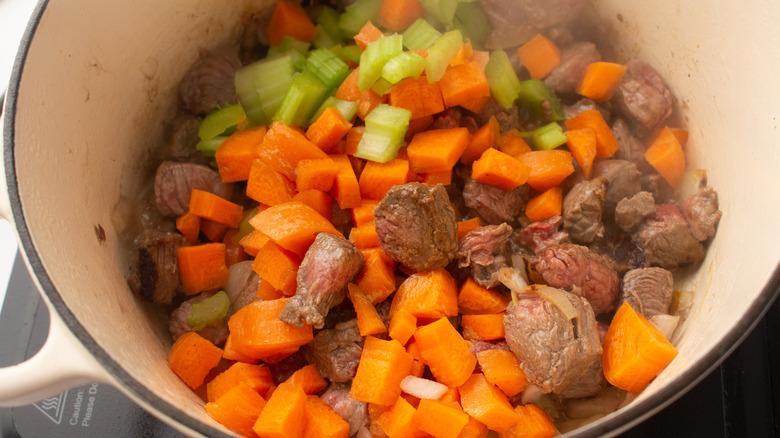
0,254,778,437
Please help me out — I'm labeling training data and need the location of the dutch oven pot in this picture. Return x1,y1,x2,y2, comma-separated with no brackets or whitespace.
2,0,780,436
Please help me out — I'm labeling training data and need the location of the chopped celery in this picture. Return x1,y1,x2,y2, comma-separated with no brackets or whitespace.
310,96,359,124
313,25,338,49
419,0,459,26
485,49,522,109
530,122,568,151
518,79,565,121
371,77,393,95
338,0,383,37
232,207,258,245
402,18,442,50
186,291,230,331
306,48,351,90
198,104,246,141
382,51,426,84
358,34,404,91
267,36,311,57
196,136,228,157
318,6,345,44
425,30,462,82
454,2,491,50
273,69,330,128
235,54,296,125
354,104,412,162
340,45,362,65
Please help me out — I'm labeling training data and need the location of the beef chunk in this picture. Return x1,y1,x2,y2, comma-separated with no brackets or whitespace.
482,0,585,30
682,186,722,241
615,191,656,232
127,229,187,304
563,98,611,121
504,288,602,394
477,99,522,132
612,118,651,172
532,244,620,315
268,350,308,384
320,383,369,436
461,115,479,134
620,267,674,318
641,173,675,204
612,59,674,136
158,114,209,165
592,160,642,214
589,227,646,274
280,233,365,329
179,48,242,115
513,215,570,254
169,291,229,346
154,161,233,216
374,183,458,272
304,318,363,383
330,200,354,237
458,223,513,289
557,360,606,400
431,108,462,130
463,178,528,225
562,177,607,243
228,272,262,317
544,42,602,95
632,204,705,269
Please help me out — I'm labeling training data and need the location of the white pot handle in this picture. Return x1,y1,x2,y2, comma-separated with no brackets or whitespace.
0,296,112,406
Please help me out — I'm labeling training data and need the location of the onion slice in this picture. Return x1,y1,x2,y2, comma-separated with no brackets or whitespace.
400,375,448,400
533,285,579,321
649,314,680,340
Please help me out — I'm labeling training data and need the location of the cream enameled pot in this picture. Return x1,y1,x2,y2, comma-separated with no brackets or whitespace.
2,0,780,436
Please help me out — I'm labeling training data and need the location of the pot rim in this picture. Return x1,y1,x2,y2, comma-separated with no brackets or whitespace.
3,1,780,436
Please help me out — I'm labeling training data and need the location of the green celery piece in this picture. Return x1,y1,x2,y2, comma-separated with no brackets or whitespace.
354,104,412,163
425,30,462,82
235,54,296,125
358,34,404,91
340,45,363,65
313,25,338,49
306,48,351,90
518,79,565,121
530,122,568,150
267,36,311,57
419,0,459,26
371,77,393,95
186,291,230,331
232,207,258,245
454,2,491,50
339,0,383,37
195,136,228,157
402,18,442,50
310,96,359,124
198,104,246,141
318,6,346,44
274,69,330,128
485,49,522,109
382,51,426,84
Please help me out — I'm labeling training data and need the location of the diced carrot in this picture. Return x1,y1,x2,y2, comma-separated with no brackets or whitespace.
307,107,354,152
457,218,483,240
405,114,435,140
458,95,491,115
377,0,425,32
405,338,424,362
176,211,201,244
228,299,314,362
439,386,460,407
461,116,499,164
205,382,266,438
354,21,385,50
407,127,472,173
335,69,384,120
222,334,256,363
389,307,417,346
223,229,247,266
603,301,679,395
388,76,445,120
450,42,473,67
565,127,597,178
293,190,333,221
246,159,296,206
413,317,477,387
458,373,519,433
287,364,328,395
419,169,452,185
188,189,244,228
497,130,532,157
401,393,421,409
525,187,563,223
410,360,426,378
349,284,388,337
249,201,341,257
295,158,339,193
356,249,397,304
439,61,491,109
240,230,270,257
376,396,426,438
644,126,686,189
200,219,228,242
476,349,530,398
470,50,490,70
257,279,286,300
177,243,228,295
253,381,308,438
577,61,628,103
345,126,364,155
669,127,688,147
564,109,620,158
304,395,351,438
215,126,265,182
251,239,301,296
516,34,561,79
461,314,506,341
472,147,531,191
351,336,415,405
458,277,510,315
460,416,489,438
349,221,380,249
329,154,363,209
168,332,223,389
259,122,330,180
368,403,392,438
414,399,469,438
359,158,410,200
498,404,556,438
351,199,380,226
518,150,576,193
390,268,458,321
266,0,318,46
207,362,274,403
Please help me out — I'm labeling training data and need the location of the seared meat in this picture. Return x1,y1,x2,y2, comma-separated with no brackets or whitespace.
562,177,608,243
179,47,242,115
620,267,674,318
463,178,529,225
228,272,261,317
544,42,602,95
158,114,209,165
615,191,656,232
477,99,522,132
513,215,570,254
592,160,642,214
612,59,674,136
461,115,479,134
169,291,229,346
268,350,309,384
458,223,513,289
154,161,233,216
589,228,646,274
612,118,651,173
641,173,675,205
127,229,187,304
320,383,369,436
558,360,606,400
374,183,459,272
280,233,365,329
632,204,705,269
482,0,585,30
304,318,364,383
330,199,354,237
432,108,462,130
532,244,620,315
682,186,722,241
563,98,611,121
504,288,602,394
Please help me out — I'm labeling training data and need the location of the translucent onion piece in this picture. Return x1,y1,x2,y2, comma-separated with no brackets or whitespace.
520,384,544,405
400,375,449,400
498,266,529,293
356,426,373,438
224,261,253,304
649,314,681,341
533,285,578,320
675,168,708,203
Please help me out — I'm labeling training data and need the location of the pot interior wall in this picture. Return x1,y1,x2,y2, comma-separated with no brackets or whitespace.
8,0,780,436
